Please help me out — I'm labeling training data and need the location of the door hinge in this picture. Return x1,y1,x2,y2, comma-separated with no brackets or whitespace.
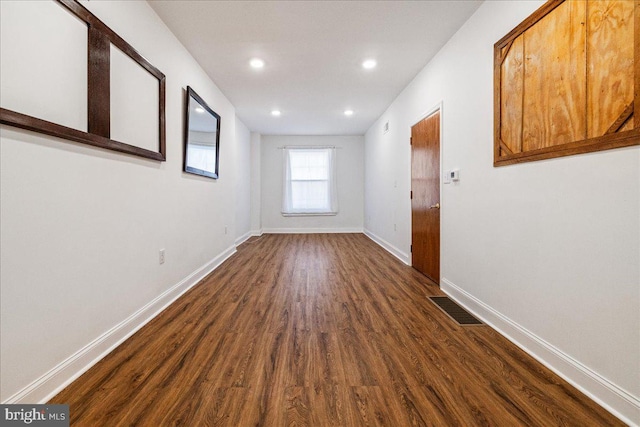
410,137,413,145
410,190,413,199
410,244,413,253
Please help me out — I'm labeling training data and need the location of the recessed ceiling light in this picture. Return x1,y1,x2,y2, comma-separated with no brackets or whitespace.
362,59,377,69
195,107,205,113
344,109,354,116
250,58,265,69
271,110,281,116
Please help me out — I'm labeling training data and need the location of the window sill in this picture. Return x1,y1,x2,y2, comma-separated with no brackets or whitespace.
281,212,337,217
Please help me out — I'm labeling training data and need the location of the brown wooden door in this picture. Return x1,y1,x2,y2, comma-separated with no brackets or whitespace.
411,110,440,283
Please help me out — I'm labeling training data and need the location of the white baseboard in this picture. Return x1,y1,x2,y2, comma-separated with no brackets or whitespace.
262,227,363,234
234,230,252,246
250,229,263,237
3,245,237,405
363,228,410,265
441,278,640,427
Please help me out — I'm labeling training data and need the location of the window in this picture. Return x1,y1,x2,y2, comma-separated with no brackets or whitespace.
282,147,338,215
185,143,216,173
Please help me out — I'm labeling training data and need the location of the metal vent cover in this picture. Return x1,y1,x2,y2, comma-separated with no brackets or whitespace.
429,296,483,326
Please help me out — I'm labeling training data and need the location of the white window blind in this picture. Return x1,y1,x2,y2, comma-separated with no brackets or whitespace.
282,147,338,215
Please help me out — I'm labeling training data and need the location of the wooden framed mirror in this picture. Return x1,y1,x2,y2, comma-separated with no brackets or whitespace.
183,86,221,179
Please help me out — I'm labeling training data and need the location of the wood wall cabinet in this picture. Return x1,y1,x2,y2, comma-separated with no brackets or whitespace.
494,0,639,166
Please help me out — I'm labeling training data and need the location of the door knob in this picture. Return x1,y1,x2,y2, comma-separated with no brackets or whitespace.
429,203,440,209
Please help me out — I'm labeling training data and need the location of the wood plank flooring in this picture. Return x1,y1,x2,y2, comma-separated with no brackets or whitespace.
51,233,623,426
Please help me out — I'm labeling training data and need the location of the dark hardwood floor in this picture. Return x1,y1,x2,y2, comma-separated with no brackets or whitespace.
51,233,622,426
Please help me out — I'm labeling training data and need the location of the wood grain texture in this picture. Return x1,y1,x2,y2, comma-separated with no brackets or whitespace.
499,139,513,156
493,0,639,167
411,112,440,283
494,128,639,166
500,35,524,154
58,0,165,81
606,102,634,134
587,0,635,137
636,0,640,128
0,0,167,161
50,234,624,426
522,0,587,151
621,115,634,132
87,27,110,139
0,108,165,161
158,76,166,157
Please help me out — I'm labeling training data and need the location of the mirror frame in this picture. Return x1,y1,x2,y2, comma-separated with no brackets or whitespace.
183,86,221,179
0,0,166,161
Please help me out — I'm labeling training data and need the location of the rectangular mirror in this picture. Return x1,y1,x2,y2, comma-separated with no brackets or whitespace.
184,86,220,179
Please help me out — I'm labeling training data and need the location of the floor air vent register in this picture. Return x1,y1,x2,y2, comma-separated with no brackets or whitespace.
429,296,483,326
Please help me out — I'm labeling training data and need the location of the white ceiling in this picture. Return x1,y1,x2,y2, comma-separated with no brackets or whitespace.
148,0,483,136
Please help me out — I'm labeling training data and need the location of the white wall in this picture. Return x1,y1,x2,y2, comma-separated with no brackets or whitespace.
234,117,251,243
250,132,262,234
261,135,364,233
364,1,639,424
0,0,248,403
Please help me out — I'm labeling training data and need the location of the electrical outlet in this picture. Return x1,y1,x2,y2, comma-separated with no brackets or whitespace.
159,249,165,264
